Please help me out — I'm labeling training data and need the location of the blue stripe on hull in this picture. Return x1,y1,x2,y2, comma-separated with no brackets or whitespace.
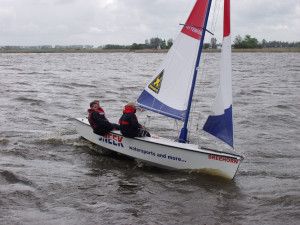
203,105,233,148
137,90,186,120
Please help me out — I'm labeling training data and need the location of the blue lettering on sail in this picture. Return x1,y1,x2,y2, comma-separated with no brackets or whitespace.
203,105,233,147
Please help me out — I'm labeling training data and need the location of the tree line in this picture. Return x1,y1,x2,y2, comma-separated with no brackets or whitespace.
102,37,173,50
219,35,299,49
102,35,299,50
204,35,299,49
2,35,298,51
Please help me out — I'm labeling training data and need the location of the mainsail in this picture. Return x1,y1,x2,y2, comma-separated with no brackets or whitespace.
203,0,234,147
137,0,211,120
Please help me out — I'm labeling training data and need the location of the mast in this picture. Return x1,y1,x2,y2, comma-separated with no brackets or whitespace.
178,0,213,143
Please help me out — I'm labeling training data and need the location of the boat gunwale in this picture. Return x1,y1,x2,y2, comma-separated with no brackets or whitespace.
75,118,244,161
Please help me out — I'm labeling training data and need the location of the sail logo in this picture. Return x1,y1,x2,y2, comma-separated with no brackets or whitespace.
182,25,203,40
99,134,124,147
186,26,202,36
148,70,164,94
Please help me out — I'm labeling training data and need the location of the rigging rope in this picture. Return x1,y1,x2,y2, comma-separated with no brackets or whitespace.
188,0,221,145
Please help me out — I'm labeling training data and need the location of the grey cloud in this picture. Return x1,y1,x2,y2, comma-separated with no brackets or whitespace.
0,0,299,45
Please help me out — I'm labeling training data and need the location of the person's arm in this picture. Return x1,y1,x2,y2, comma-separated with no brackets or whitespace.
92,112,112,127
129,114,141,129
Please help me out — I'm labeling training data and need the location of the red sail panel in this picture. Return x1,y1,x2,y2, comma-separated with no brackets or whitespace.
223,0,230,37
181,0,210,40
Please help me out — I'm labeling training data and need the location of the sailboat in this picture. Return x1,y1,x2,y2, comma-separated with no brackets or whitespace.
75,0,244,179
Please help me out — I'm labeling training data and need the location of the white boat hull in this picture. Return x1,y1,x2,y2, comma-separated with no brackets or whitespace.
75,118,243,179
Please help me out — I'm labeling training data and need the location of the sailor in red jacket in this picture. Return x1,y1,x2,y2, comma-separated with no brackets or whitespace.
119,102,150,138
88,101,119,136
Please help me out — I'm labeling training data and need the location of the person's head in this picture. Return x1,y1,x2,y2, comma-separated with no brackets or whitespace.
127,102,137,108
94,100,100,108
125,102,137,113
90,101,98,110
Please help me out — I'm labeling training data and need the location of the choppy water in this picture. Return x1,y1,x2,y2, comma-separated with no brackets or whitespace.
0,52,299,224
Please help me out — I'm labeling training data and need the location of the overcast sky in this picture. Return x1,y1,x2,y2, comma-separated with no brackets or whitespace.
0,0,299,46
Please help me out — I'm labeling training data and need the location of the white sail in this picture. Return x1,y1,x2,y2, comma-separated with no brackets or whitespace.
203,0,233,147
137,0,211,120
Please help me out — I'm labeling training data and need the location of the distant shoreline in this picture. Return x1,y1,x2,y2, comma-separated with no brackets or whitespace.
0,48,299,53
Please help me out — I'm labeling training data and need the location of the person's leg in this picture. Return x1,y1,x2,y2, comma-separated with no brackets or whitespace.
138,129,151,137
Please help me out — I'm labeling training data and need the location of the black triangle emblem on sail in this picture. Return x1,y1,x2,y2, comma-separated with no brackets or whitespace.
148,70,164,94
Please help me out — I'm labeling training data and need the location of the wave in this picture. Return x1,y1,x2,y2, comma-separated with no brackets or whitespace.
69,82,97,88
0,170,34,186
15,82,31,85
251,89,271,94
0,64,13,66
33,136,78,146
48,83,74,89
0,139,9,145
15,97,44,105
7,68,23,71
17,72,47,75
275,104,290,109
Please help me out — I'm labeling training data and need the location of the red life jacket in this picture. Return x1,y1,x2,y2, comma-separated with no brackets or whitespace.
88,109,97,129
97,107,108,121
97,107,104,114
119,105,138,125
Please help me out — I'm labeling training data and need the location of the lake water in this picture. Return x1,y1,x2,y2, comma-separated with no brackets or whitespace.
0,52,299,224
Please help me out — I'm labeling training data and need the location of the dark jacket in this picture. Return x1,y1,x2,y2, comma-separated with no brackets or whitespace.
119,105,142,138
88,109,113,136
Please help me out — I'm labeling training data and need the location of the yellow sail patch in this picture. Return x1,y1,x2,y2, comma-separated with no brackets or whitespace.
148,70,164,94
